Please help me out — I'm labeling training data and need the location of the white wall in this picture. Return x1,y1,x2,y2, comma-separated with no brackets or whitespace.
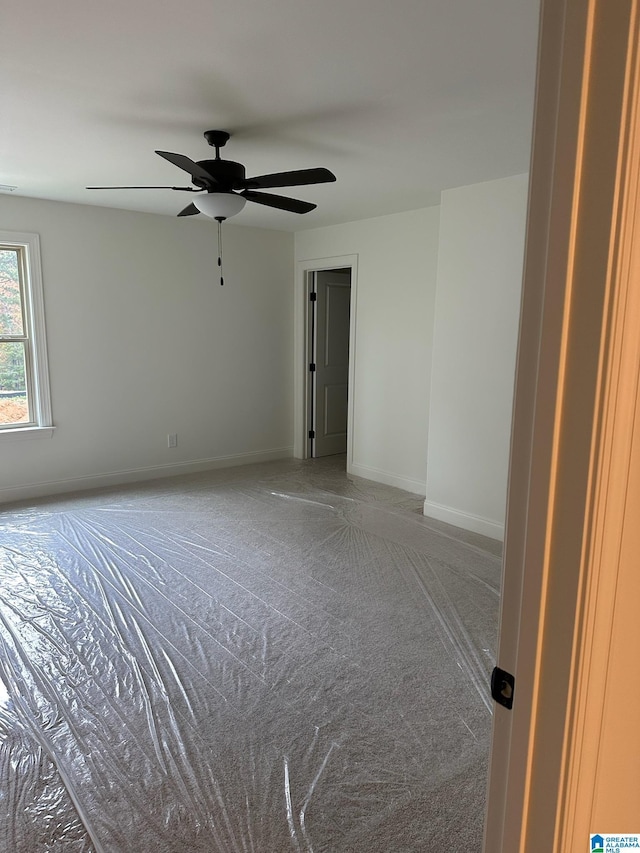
2,183,527,518
295,207,440,494
425,174,529,538
0,195,294,502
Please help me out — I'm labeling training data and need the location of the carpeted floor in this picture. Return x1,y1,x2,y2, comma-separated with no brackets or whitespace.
0,456,502,852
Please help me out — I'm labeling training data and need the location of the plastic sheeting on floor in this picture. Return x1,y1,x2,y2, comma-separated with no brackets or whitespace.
0,458,502,852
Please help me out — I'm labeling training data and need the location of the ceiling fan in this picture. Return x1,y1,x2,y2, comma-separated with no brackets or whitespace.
87,129,336,220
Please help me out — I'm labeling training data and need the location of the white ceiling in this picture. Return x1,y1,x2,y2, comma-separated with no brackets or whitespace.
2,0,540,231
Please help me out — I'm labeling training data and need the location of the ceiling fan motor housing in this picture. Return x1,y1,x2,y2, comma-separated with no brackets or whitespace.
192,159,246,191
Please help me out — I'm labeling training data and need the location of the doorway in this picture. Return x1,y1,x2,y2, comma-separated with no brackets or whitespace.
294,254,358,469
307,268,351,458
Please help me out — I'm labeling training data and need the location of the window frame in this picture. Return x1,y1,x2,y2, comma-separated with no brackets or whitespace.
0,231,53,440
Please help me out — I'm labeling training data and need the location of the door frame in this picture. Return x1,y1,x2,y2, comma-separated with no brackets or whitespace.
294,255,358,467
484,0,640,849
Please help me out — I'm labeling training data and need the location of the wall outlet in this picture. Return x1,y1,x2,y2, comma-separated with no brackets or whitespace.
167,433,178,448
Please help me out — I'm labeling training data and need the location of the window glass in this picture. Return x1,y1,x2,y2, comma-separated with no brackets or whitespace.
0,341,30,425
0,248,24,336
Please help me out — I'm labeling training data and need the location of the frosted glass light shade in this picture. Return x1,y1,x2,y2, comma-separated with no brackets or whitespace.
193,192,247,219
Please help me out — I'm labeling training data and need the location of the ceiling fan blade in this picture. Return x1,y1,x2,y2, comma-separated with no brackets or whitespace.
177,203,200,217
242,167,336,190
242,190,316,214
155,151,217,184
86,185,199,190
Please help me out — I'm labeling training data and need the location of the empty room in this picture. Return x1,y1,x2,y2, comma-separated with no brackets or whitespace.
0,0,564,849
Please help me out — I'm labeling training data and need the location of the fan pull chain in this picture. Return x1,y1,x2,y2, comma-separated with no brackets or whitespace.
216,216,225,286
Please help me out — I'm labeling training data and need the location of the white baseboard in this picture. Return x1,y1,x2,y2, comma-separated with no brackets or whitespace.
422,498,504,541
349,462,427,496
0,447,294,505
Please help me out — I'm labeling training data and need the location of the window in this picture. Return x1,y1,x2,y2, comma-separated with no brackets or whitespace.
0,231,53,438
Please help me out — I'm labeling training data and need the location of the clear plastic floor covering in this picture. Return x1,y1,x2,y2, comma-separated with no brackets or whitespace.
0,457,501,852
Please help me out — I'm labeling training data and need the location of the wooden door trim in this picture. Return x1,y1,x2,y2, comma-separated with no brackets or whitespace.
485,0,640,849
557,0,640,844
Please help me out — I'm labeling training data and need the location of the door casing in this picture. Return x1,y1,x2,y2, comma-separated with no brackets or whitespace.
484,0,640,849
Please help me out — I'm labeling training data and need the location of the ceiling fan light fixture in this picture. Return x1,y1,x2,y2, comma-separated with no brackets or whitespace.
193,192,246,220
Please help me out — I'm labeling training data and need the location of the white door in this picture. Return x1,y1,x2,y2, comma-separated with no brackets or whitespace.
311,270,351,457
